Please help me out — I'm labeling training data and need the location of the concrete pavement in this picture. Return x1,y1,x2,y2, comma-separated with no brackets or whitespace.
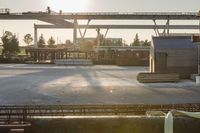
0,64,199,105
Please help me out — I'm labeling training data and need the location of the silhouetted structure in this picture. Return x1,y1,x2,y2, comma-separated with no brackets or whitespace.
25,48,95,62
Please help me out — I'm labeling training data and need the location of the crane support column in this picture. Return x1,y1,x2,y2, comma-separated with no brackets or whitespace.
82,19,91,38
73,19,78,44
167,19,170,35
34,24,38,48
96,28,100,47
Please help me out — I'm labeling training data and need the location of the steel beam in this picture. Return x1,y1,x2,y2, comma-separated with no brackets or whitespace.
77,19,91,39
104,28,109,38
38,18,73,26
153,19,159,36
167,19,170,34
96,28,100,48
82,19,91,38
35,24,200,30
0,12,198,20
162,20,170,34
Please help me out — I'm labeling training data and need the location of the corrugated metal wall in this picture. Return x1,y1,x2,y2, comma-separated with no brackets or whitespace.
151,36,198,79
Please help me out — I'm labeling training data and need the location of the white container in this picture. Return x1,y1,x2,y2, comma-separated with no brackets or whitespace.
196,76,200,85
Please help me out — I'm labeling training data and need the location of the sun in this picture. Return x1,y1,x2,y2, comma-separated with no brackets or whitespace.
47,0,89,12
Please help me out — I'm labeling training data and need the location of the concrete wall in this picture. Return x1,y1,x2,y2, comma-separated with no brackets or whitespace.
2,117,198,133
116,51,149,66
1,117,200,133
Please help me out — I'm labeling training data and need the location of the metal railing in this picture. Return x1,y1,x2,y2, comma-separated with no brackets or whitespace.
1,11,197,16
0,103,200,124
58,12,198,16
0,8,10,14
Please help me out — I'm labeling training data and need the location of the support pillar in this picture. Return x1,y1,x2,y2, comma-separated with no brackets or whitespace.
167,19,170,35
82,19,91,38
78,19,91,40
34,24,38,48
153,19,159,36
95,28,101,58
73,19,78,44
96,28,100,47
104,28,109,38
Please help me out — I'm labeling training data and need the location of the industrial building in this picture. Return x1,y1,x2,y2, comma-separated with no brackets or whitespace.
1,7,200,132
150,36,198,79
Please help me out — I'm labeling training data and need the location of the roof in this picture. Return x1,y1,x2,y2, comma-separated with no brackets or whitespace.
152,36,197,49
96,46,150,51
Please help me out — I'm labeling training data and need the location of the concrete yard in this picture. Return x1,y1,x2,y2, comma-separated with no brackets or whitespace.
0,64,199,105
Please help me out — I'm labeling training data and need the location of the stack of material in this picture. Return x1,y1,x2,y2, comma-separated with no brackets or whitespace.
54,59,93,65
9,129,24,133
137,73,180,83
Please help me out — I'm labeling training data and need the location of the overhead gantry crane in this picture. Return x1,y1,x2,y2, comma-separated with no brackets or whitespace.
0,7,200,47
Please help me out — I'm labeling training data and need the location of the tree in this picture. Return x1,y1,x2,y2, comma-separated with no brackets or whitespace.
65,40,72,45
142,39,151,46
79,40,94,52
38,34,45,48
23,34,33,46
131,34,140,46
1,31,20,57
47,36,56,48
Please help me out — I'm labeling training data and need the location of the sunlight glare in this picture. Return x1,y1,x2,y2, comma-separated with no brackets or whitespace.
47,0,89,12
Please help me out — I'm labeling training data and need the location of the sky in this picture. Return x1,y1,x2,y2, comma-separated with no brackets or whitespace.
0,0,200,45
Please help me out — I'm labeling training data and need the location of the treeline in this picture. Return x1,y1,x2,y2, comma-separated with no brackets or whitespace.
23,33,73,49
12,32,151,48
1,31,151,57
1,31,20,57
130,34,151,46
36,34,73,49
35,33,151,48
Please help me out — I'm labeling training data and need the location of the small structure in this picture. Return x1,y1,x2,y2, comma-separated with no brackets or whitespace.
116,48,149,66
77,38,122,45
25,48,95,63
95,46,150,65
150,36,198,79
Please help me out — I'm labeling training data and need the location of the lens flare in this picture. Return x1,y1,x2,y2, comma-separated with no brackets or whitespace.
47,0,89,12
